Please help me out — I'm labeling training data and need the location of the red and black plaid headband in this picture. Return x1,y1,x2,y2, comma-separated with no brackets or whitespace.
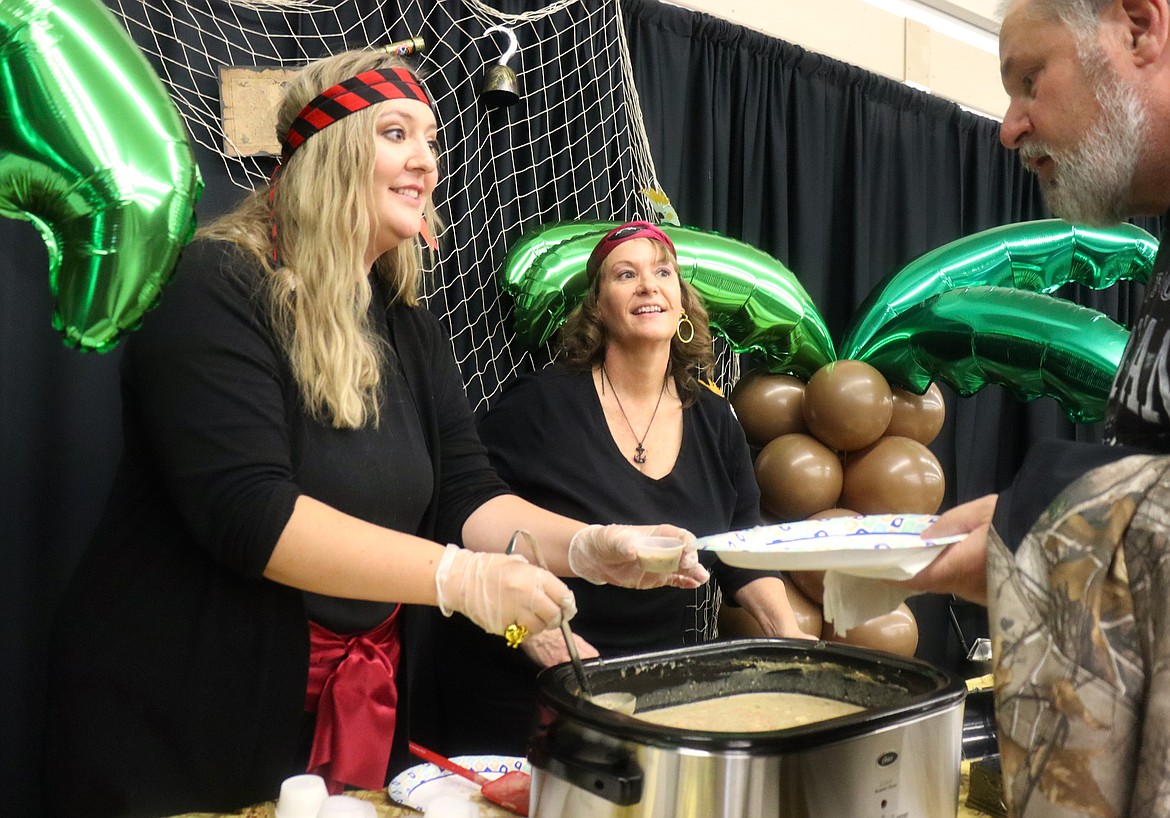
586,221,677,279
280,67,430,160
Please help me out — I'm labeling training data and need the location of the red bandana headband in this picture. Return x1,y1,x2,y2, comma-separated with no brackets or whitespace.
280,66,431,160
586,221,677,279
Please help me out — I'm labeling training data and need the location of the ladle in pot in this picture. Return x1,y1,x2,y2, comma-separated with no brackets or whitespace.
508,530,593,698
508,531,638,715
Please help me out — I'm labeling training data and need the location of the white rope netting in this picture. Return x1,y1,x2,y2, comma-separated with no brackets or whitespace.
106,0,735,639
104,0,679,406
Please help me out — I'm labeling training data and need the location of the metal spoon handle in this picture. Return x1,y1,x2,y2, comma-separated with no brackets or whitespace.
509,529,593,698
559,620,593,697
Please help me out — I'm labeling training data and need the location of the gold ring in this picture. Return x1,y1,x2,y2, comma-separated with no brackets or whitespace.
504,623,529,648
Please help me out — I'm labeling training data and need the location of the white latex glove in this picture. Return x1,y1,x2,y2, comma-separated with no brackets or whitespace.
434,544,577,636
568,524,709,589
520,628,600,669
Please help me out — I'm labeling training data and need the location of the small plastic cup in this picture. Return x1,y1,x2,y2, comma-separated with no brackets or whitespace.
635,535,684,572
315,794,377,817
424,794,479,816
274,774,328,818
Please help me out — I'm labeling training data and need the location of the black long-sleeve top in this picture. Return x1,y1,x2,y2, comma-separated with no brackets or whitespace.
43,239,509,818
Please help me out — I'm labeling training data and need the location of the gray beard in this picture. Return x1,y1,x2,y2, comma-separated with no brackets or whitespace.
1019,65,1148,227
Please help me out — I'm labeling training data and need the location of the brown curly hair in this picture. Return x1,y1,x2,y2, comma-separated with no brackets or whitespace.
557,237,714,407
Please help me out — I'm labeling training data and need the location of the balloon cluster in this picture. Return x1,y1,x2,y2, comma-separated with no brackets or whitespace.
730,361,947,653
733,361,946,521
501,219,1158,423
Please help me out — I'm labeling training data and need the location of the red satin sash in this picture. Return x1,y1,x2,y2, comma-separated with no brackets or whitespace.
305,606,401,793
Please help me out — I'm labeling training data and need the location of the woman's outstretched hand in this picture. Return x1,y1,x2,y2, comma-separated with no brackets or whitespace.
434,544,577,635
521,628,600,669
568,524,710,589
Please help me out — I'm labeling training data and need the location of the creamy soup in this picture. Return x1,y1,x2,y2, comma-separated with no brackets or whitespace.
635,691,863,732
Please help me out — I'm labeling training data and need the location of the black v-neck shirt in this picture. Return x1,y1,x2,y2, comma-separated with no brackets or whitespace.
476,365,764,652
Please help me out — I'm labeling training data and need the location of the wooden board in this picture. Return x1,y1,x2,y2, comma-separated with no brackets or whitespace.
219,66,296,157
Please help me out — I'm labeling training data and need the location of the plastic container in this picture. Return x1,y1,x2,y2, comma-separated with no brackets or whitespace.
274,774,328,818
315,794,377,817
424,794,480,816
635,536,684,572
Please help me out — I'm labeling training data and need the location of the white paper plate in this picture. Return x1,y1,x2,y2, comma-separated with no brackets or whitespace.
388,755,528,812
697,514,962,573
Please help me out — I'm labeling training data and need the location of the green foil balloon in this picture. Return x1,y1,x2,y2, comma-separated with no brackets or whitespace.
666,225,835,379
1,0,202,352
856,286,1130,423
840,220,1157,360
498,220,613,348
498,221,835,379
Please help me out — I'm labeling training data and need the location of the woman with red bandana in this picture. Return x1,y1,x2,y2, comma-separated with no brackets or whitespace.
422,221,815,757
41,53,705,818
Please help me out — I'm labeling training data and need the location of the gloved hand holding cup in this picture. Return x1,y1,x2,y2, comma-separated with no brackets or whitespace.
568,524,708,589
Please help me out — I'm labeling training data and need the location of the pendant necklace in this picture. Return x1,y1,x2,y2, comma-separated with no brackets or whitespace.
601,363,668,465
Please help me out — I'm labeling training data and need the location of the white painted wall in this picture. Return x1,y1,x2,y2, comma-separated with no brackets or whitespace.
662,0,1008,120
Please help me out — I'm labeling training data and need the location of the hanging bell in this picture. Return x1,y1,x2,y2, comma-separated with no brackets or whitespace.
481,64,519,107
480,25,520,108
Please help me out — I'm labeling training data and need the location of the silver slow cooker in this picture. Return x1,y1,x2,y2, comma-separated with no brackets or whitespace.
529,639,966,818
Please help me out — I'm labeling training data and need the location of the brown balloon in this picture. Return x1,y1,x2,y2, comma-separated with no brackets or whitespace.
886,383,946,445
786,570,826,605
809,507,860,520
822,603,919,657
802,360,893,452
840,436,945,515
730,371,808,446
754,433,843,521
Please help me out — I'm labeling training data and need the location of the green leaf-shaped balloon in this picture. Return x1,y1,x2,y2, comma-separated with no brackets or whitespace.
856,286,1130,423
841,220,1156,361
498,221,835,378
1,0,202,352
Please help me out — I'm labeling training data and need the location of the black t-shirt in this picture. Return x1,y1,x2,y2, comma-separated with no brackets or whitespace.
477,365,764,653
1105,213,1170,450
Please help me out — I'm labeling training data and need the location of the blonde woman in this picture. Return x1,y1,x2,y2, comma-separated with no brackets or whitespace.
43,51,704,818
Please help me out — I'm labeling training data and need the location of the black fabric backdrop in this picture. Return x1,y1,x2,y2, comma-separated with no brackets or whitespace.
2,0,1162,813
622,0,1160,673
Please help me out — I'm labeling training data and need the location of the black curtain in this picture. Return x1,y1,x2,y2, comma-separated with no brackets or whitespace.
3,0,1163,813
622,0,1161,668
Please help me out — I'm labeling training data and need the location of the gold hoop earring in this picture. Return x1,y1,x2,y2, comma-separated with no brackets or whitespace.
676,310,695,344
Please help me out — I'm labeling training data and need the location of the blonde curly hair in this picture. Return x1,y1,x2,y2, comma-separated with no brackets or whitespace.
200,49,442,429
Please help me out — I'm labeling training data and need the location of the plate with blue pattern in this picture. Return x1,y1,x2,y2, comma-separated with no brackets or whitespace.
388,754,528,812
697,514,962,573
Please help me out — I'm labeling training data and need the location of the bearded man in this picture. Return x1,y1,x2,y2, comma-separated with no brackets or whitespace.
898,2,1170,815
